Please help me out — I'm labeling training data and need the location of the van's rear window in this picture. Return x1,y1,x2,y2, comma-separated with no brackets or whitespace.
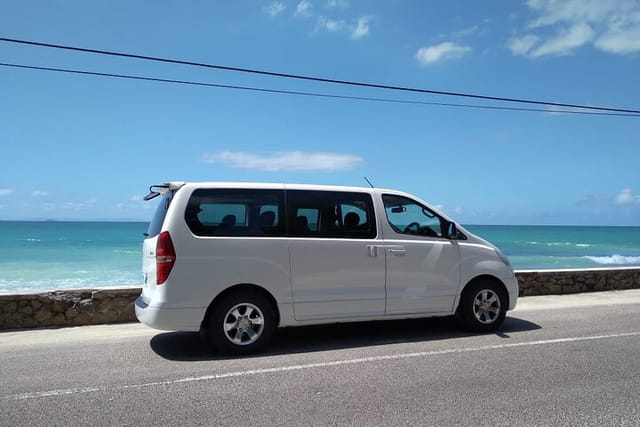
147,192,173,238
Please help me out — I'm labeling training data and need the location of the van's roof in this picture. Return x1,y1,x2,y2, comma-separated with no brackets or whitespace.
165,181,397,193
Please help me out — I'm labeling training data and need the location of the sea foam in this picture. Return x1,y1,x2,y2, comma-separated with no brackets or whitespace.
583,255,640,265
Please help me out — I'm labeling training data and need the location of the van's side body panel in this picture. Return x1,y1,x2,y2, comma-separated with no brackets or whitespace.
285,185,386,320
289,237,386,320
382,237,461,315
135,182,519,332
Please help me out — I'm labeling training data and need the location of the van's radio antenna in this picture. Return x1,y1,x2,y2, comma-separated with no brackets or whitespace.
363,177,375,188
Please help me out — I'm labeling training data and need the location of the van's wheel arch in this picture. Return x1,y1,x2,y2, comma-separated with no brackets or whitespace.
457,278,508,332
202,288,276,355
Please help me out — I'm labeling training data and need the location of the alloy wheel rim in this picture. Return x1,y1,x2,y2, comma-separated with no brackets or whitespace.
472,289,501,324
223,303,265,346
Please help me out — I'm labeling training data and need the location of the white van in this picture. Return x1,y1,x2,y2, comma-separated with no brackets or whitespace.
135,182,518,354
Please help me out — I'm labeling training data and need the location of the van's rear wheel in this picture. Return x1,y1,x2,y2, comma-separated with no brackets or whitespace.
205,291,275,355
457,280,507,332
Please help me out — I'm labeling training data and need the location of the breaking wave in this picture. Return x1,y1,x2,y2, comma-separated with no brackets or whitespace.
528,242,591,248
583,255,640,265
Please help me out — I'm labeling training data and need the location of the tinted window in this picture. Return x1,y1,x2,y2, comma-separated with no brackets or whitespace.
286,190,376,239
383,194,445,238
185,189,285,236
147,191,173,238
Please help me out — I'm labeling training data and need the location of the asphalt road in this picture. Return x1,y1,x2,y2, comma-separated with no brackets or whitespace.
1,290,639,426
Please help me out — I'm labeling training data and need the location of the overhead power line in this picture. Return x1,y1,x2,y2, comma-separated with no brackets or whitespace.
1,36,639,115
2,62,638,117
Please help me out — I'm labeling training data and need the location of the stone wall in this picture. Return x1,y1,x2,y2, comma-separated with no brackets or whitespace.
0,287,140,330
1,267,639,330
516,267,640,297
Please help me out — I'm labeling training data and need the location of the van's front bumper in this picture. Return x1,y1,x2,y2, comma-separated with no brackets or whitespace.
504,275,519,310
134,297,203,332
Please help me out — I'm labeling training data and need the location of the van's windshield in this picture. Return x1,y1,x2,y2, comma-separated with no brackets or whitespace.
147,191,173,238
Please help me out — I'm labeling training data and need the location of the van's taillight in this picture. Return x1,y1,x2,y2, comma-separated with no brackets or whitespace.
156,231,176,285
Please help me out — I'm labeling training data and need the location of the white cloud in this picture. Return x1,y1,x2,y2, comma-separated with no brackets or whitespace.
203,151,363,172
130,195,143,202
526,0,628,28
326,0,349,9
316,15,371,40
416,42,471,65
437,19,492,42
451,24,480,39
350,16,370,39
507,34,540,55
0,188,14,197
295,0,313,17
529,22,595,57
264,1,286,17
595,26,640,54
318,16,346,33
32,190,49,197
273,0,370,40
615,188,640,206
511,0,640,57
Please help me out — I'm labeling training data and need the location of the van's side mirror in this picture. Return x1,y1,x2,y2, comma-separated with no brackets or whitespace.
445,221,465,240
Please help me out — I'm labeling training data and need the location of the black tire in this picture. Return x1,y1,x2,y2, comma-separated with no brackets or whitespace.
204,291,276,355
457,280,507,332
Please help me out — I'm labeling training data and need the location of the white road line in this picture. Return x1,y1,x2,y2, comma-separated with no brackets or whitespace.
5,331,640,401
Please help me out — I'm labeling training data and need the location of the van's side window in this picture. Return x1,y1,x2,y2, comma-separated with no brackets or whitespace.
383,194,445,238
185,189,286,237
286,190,376,239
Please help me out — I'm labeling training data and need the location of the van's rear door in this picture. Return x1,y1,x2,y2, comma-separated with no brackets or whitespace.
140,186,176,302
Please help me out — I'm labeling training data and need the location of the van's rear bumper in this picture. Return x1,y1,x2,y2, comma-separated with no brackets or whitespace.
134,297,203,332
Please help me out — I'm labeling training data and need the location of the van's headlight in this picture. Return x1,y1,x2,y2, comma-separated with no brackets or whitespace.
495,249,512,268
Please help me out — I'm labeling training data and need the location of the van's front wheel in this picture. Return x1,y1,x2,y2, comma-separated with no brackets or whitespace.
457,280,507,332
205,292,275,355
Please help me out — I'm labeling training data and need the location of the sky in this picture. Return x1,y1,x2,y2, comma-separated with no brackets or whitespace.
1,0,639,225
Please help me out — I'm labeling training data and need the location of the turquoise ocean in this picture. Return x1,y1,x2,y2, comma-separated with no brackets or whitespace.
1,221,639,293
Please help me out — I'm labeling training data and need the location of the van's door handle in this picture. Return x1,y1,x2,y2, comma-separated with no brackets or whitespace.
387,247,406,255
366,245,379,257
